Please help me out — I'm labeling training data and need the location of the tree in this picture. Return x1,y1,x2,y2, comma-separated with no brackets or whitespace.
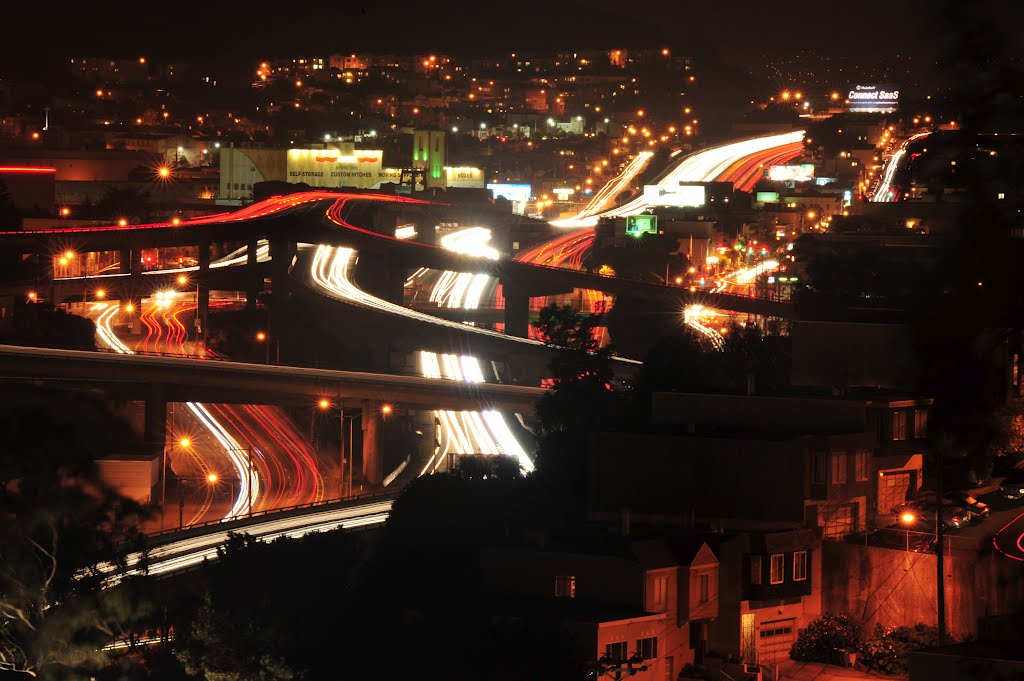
789,613,862,663
0,388,149,679
0,178,21,229
534,304,617,434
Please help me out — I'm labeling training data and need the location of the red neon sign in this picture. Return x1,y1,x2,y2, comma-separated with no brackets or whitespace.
0,167,57,174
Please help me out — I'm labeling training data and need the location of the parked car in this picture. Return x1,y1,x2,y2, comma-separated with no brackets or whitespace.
945,492,990,521
1000,470,1024,500
894,498,971,530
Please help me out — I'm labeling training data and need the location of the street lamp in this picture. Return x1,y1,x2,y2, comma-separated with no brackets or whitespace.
900,512,916,552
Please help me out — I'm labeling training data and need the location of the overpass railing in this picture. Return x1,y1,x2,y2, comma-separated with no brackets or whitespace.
144,489,397,542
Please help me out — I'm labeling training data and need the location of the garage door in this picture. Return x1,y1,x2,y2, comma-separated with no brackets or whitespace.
878,471,911,514
757,618,796,665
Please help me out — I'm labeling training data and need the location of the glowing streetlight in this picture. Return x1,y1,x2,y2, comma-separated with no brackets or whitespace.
177,275,188,286
158,166,170,178
64,250,75,260
95,289,105,299
180,437,191,448
319,398,330,410
171,216,181,226
256,331,266,342
118,218,128,227
124,303,134,313
60,207,71,217
207,472,218,484
381,404,393,415
27,291,37,302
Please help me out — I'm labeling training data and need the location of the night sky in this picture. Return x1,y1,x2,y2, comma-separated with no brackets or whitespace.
3,0,1020,74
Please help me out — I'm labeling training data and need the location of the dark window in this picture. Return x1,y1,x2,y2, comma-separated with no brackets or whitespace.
812,453,827,484
893,410,908,441
605,641,628,662
914,409,928,439
637,636,657,660
554,575,575,599
832,453,847,484
750,555,762,585
770,554,784,584
698,573,710,603
855,451,869,481
794,551,808,581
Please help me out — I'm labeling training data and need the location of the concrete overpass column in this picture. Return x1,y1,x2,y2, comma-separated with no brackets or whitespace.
119,248,132,274
246,237,259,311
361,400,383,485
197,240,210,345
269,238,292,362
502,282,530,338
144,384,168,459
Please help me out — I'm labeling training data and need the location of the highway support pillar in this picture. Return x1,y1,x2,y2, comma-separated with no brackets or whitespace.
144,384,168,461
361,400,383,486
246,237,259,312
197,240,210,346
269,238,293,363
119,248,132,275
502,282,530,338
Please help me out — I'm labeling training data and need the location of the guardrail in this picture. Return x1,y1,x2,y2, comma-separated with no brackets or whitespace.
145,489,396,541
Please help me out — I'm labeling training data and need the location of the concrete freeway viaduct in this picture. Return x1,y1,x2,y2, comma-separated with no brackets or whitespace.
0,343,543,483
0,191,792,340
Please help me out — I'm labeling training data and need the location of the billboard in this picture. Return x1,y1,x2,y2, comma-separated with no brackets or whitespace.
846,84,899,113
487,183,532,202
755,191,781,204
643,183,706,207
446,166,484,188
767,164,815,182
626,214,658,237
286,148,386,189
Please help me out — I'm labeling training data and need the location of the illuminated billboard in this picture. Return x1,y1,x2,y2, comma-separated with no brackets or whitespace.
625,214,658,237
643,183,706,207
755,191,781,203
487,183,532,203
286,148,386,189
446,167,484,188
846,84,899,113
767,164,815,182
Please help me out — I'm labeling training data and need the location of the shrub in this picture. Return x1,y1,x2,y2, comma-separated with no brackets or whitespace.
858,623,941,675
790,613,862,663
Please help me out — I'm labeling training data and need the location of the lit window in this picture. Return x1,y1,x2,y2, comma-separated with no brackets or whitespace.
750,555,762,585
793,551,808,581
769,554,784,584
554,575,575,599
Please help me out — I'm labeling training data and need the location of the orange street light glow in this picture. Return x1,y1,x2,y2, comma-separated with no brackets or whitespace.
901,513,915,524
180,438,191,447
319,399,330,409
207,473,218,483
256,331,267,342
382,404,393,415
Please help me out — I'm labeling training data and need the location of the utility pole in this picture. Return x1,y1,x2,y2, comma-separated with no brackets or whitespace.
339,407,346,497
592,653,647,680
936,440,947,645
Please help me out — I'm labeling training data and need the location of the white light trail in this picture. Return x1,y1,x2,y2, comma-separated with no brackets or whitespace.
93,303,259,522
553,131,805,227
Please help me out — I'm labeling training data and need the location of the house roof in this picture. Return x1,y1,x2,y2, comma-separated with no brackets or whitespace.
631,538,718,570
